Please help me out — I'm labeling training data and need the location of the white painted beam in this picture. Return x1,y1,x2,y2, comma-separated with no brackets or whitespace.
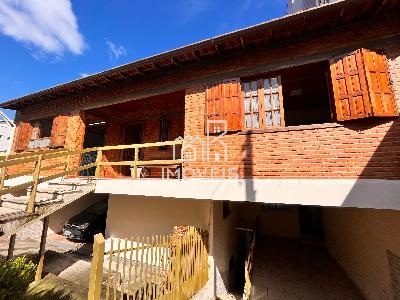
95,178,400,210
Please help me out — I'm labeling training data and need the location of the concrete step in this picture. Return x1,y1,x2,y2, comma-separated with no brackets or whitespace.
0,207,35,235
1,196,29,211
35,188,83,199
1,195,65,212
47,181,94,191
0,178,96,237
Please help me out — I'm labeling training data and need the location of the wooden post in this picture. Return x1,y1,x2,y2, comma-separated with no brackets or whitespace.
175,237,182,299
27,154,43,214
64,148,72,177
0,155,8,204
88,233,106,300
7,234,16,260
133,146,139,179
35,216,49,282
95,149,103,178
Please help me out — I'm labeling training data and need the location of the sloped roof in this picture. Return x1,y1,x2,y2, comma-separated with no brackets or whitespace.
1,0,398,110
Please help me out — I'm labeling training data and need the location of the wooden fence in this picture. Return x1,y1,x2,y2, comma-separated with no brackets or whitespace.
0,140,183,214
243,230,255,300
88,227,209,300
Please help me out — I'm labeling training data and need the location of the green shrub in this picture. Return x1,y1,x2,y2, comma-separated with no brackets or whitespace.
0,256,36,300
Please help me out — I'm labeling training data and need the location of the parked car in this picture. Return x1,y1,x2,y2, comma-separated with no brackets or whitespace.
63,200,108,241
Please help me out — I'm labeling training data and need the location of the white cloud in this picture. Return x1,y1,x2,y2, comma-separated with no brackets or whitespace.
79,72,90,78
240,0,267,12
183,0,211,16
105,39,127,61
177,0,212,22
0,0,85,56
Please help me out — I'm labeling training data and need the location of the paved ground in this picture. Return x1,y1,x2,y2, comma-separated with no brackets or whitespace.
0,220,93,290
0,220,90,258
251,238,364,300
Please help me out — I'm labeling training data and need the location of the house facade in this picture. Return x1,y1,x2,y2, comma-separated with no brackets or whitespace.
1,0,400,298
0,120,13,154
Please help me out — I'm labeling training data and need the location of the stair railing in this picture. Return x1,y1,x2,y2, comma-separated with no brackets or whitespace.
243,230,255,300
0,140,183,215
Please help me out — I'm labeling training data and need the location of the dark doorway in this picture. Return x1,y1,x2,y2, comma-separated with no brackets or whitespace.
122,124,143,176
298,206,324,241
80,123,106,176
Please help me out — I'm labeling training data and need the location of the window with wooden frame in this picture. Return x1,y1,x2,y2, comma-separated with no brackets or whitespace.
205,48,397,132
242,76,285,129
31,118,53,140
205,79,241,133
329,48,398,121
14,122,33,151
28,117,53,149
50,115,69,148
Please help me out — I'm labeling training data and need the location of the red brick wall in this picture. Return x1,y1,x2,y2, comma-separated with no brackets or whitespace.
183,86,400,180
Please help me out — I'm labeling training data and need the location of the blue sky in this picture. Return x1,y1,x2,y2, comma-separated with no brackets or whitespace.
0,0,286,119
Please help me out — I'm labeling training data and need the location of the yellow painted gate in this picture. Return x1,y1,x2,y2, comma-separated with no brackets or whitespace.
88,227,208,300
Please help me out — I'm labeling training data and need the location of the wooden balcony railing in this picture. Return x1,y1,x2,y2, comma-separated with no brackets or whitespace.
0,140,183,215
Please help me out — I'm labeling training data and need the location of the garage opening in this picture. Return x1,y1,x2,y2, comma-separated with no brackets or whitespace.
217,202,367,299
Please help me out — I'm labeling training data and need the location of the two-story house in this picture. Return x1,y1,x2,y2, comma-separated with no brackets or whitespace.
1,0,400,298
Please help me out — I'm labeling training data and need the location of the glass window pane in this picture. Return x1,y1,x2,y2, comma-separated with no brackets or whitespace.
272,93,280,109
266,112,272,127
245,114,251,129
253,113,259,129
264,79,271,91
251,81,258,96
264,94,271,110
252,96,259,112
273,110,281,126
244,97,251,113
243,82,250,97
271,77,279,92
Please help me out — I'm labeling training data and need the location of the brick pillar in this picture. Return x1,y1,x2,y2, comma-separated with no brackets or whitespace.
65,111,86,172
183,86,207,178
184,85,206,137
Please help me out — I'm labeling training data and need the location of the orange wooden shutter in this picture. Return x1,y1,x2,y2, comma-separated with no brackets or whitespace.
205,83,223,133
223,78,241,131
50,115,69,148
330,49,372,121
15,122,32,151
362,49,398,117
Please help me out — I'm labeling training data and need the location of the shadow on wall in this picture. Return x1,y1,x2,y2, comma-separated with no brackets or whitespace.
242,133,256,202
325,118,400,299
342,118,400,208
